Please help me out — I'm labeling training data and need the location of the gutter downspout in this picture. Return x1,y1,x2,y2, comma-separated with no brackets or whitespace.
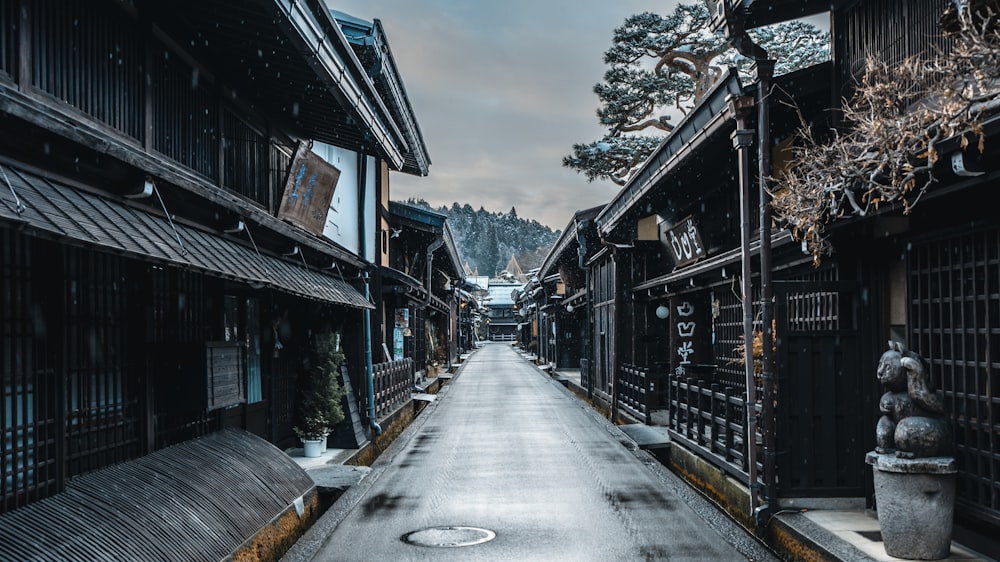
732,27,778,524
417,238,445,379
730,97,759,514
358,153,381,435
755,58,778,527
576,220,594,400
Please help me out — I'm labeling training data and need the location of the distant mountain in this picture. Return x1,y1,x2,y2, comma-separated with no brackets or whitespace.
397,199,561,279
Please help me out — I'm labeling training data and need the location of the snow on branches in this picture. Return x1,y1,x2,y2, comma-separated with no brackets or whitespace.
772,5,1000,266
564,3,828,186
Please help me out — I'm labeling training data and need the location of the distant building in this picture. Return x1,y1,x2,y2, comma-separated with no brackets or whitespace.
484,280,523,342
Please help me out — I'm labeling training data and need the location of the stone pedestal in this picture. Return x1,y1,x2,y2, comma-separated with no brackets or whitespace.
866,451,956,560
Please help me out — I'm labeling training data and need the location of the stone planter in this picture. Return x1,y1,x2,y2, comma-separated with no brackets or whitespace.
866,452,957,560
302,439,323,458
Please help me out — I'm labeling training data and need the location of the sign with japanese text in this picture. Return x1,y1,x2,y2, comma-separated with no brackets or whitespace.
278,146,341,235
662,216,706,268
669,294,711,378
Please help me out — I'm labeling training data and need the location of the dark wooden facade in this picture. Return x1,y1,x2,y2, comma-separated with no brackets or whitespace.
524,0,1000,551
0,0,429,516
525,206,601,376
383,201,463,377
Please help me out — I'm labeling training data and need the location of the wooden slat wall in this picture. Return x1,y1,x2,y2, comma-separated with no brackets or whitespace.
223,108,270,209
909,228,1000,524
0,0,15,79
840,0,954,87
2,0,296,212
150,41,219,181
62,246,140,479
1,232,59,512
30,1,144,140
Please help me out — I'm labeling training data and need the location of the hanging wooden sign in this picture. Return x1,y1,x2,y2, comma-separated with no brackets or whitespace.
278,144,341,235
662,215,706,268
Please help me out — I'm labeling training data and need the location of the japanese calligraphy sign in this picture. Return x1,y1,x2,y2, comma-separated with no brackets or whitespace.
662,216,706,268
669,294,711,378
278,145,341,235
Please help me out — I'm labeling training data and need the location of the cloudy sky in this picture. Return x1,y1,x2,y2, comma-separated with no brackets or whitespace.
329,0,682,230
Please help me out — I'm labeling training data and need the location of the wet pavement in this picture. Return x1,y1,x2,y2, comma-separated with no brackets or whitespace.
288,342,778,561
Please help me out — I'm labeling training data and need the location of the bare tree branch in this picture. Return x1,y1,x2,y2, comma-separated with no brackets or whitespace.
772,5,1000,265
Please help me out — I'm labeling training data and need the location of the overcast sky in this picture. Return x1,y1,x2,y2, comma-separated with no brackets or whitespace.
329,0,685,230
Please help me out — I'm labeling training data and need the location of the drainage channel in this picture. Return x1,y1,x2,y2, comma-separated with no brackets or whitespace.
401,526,496,548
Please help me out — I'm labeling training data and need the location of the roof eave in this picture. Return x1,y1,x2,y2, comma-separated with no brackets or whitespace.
271,0,407,169
596,69,745,235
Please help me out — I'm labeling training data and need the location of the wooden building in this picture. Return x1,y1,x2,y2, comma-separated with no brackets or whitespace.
528,0,1000,553
522,206,601,375
384,201,464,379
0,0,430,516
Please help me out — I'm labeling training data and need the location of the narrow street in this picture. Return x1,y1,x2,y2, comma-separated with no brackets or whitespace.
297,343,777,561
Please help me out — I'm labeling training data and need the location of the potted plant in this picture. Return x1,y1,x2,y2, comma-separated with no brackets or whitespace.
295,329,346,458
294,415,328,458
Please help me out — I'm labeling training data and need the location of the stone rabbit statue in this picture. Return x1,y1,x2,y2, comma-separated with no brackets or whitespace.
875,341,951,459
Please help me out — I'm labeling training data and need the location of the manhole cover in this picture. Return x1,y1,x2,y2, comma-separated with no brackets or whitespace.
402,526,497,548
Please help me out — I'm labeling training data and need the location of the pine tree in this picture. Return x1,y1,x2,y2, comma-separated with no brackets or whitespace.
393,200,560,278
563,3,829,186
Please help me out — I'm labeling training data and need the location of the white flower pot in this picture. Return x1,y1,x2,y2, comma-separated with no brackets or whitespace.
302,439,323,458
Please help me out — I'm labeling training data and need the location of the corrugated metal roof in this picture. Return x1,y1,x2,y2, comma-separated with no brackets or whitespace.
0,165,372,309
0,430,313,562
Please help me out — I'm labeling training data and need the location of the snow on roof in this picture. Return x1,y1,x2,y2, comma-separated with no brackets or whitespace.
485,281,523,306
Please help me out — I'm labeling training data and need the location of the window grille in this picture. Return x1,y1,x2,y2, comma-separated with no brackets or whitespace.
30,0,144,140
840,0,954,100
909,228,1000,520
223,110,270,209
2,233,58,513
786,267,841,331
151,44,218,181
62,247,139,478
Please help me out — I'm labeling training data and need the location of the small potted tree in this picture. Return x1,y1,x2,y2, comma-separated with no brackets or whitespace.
295,329,346,458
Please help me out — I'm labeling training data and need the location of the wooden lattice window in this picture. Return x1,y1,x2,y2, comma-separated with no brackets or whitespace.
839,0,954,105
2,233,59,513
151,43,218,181
223,109,271,209
30,0,144,140
62,247,139,478
909,228,1000,518
711,284,754,390
786,267,841,332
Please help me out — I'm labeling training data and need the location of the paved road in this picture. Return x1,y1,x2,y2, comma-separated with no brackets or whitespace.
297,342,777,561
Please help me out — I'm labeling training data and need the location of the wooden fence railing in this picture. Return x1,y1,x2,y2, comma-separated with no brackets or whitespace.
372,358,413,420
667,375,750,481
618,363,650,423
